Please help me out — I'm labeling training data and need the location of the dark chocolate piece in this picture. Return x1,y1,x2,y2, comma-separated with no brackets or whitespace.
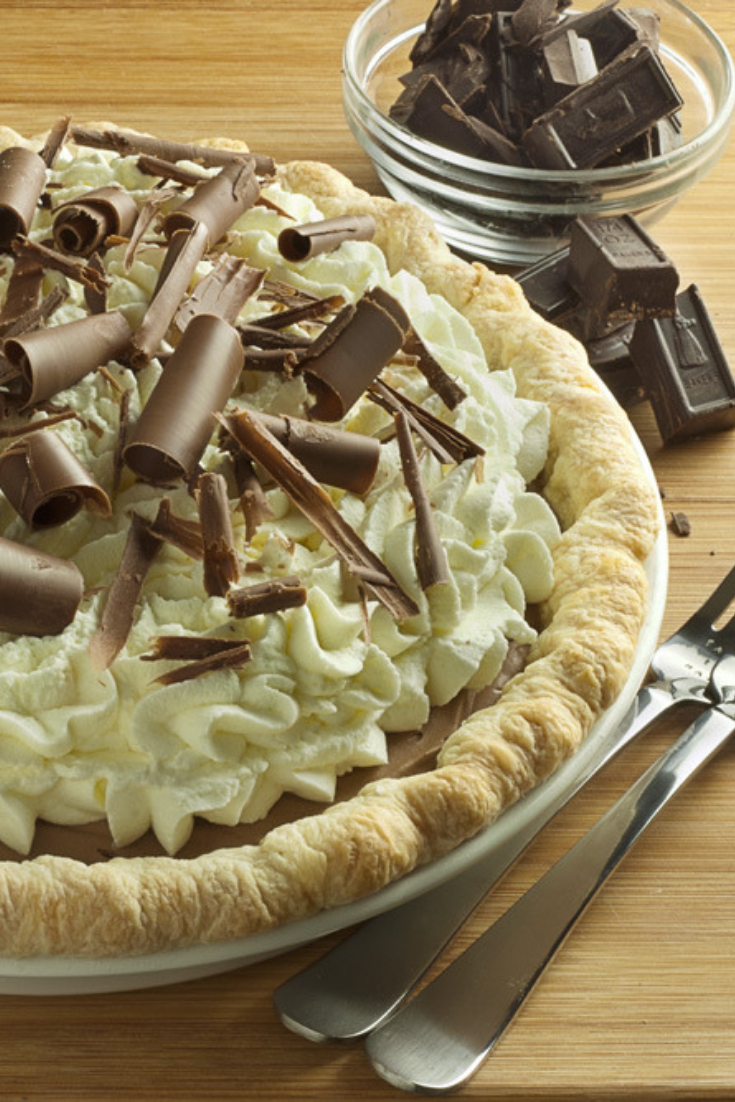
669,511,691,537
278,215,376,262
51,185,139,257
522,45,683,170
395,411,450,590
0,146,47,247
542,28,598,101
225,409,381,494
489,14,546,140
301,286,409,421
196,470,240,597
409,0,454,66
124,312,244,483
0,534,84,636
511,0,563,46
515,246,579,325
629,284,735,444
219,409,420,621
162,158,259,247
4,310,133,409
226,575,307,619
0,429,111,528
391,74,500,158
567,215,679,333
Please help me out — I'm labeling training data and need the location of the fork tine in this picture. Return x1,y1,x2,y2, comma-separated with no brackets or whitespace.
685,560,735,630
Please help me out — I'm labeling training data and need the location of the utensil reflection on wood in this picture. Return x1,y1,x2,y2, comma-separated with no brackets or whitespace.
274,564,735,1045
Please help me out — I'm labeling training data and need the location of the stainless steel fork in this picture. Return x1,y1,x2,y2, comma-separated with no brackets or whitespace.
365,650,735,1095
274,561,735,1044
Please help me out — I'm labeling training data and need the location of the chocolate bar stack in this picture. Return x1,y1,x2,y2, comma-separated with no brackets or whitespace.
517,215,735,444
391,0,683,169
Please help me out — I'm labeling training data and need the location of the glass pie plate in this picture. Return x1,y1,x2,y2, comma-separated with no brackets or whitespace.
0,433,667,996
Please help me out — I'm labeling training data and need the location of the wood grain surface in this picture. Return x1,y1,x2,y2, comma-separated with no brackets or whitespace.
1,2,734,1099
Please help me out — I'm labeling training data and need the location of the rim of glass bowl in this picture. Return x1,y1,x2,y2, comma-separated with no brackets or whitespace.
342,0,735,187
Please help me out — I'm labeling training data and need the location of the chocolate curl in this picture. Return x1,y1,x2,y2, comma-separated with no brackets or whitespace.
278,214,376,262
52,185,138,257
0,146,47,247
196,470,240,597
369,379,484,464
227,575,306,619
124,312,244,484
3,310,133,410
394,411,450,590
175,255,264,332
219,409,419,621
0,430,111,529
128,222,209,366
162,159,260,247
12,237,111,296
146,496,204,559
403,329,466,410
38,116,72,168
232,451,273,542
0,535,84,636
226,409,380,494
150,640,253,686
69,124,276,177
89,511,162,670
301,287,410,422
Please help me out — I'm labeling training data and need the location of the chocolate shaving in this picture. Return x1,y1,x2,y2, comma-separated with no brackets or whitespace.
251,291,344,330
218,409,419,621
143,634,247,661
151,641,253,686
231,451,273,542
0,284,68,340
83,252,108,314
125,313,244,483
196,470,240,597
175,255,264,332
128,222,209,367
369,379,484,464
12,237,111,295
162,158,260,247
0,429,111,528
38,116,71,168
52,185,138,257
301,286,410,421
0,146,47,247
136,154,210,188
0,408,77,441
278,214,376,262
123,187,178,270
89,511,163,670
238,323,310,351
225,409,381,494
111,386,132,493
3,310,133,410
0,254,44,332
70,125,276,177
0,534,84,636
146,496,204,560
403,328,467,409
395,411,450,590
241,348,302,375
226,575,307,619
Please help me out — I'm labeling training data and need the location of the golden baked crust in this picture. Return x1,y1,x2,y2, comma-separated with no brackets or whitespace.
0,132,659,957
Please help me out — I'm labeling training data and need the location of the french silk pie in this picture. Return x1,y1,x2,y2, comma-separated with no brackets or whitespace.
0,120,659,957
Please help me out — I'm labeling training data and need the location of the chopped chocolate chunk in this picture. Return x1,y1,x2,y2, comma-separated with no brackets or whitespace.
568,215,679,334
124,313,244,483
395,411,450,590
175,255,264,332
511,0,563,47
151,641,253,686
3,310,133,410
522,46,683,170
391,74,500,158
278,214,376,262
629,285,735,444
542,28,598,101
516,246,579,327
219,409,420,621
51,185,138,257
0,534,84,636
301,286,410,421
69,124,275,177
129,222,209,366
0,429,111,528
225,409,381,494
489,13,546,140
89,511,162,670
196,470,240,597
409,0,453,66
0,146,47,247
162,158,259,247
669,511,691,537
123,186,178,271
226,575,307,619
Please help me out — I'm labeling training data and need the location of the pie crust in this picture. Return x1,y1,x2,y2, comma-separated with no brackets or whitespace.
0,129,659,958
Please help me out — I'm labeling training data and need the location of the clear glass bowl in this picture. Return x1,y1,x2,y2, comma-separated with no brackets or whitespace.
342,0,735,266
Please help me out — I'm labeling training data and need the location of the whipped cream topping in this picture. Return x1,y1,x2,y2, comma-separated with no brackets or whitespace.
0,139,560,855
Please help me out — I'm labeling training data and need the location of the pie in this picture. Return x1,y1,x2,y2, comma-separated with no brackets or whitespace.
0,122,659,957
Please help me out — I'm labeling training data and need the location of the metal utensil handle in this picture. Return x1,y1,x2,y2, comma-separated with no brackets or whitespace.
275,682,681,1042
366,704,735,1096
